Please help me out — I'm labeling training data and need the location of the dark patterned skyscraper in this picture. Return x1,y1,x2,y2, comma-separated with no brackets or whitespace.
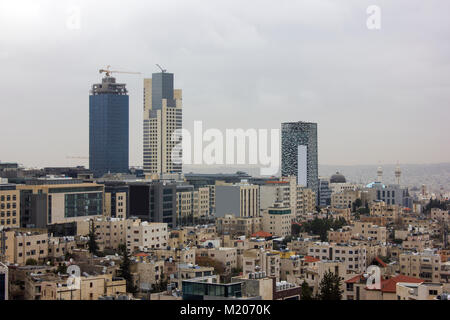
281,121,318,203
89,76,129,177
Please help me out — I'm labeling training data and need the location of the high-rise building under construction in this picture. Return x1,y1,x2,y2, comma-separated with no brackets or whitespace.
89,76,129,177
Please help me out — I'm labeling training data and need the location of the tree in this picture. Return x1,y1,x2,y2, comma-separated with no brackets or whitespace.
118,244,137,294
25,258,38,266
300,280,314,300
87,220,99,256
317,271,343,300
196,255,225,274
292,223,302,237
56,263,67,274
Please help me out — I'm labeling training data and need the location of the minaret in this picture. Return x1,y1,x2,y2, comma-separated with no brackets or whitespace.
376,166,383,183
395,163,401,185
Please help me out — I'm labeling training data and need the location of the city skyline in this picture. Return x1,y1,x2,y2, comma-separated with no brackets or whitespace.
1,1,449,169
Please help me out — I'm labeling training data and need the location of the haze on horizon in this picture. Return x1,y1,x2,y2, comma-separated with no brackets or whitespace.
0,0,449,169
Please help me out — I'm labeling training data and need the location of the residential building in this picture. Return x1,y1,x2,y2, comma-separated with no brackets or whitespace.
399,250,441,282
176,185,209,225
307,242,367,274
197,247,237,274
328,227,352,244
1,229,48,265
396,282,443,300
261,204,293,238
216,214,262,237
242,250,281,280
0,183,20,228
351,221,387,243
126,220,168,253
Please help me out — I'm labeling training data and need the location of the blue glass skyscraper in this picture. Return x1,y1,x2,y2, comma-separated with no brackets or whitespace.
89,76,129,177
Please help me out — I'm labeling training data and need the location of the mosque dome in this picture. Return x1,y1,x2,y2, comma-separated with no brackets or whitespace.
330,171,346,183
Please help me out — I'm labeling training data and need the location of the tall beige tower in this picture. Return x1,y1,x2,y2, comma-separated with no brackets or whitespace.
143,70,182,179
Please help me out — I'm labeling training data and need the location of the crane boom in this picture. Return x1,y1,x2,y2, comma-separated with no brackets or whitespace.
99,65,141,77
156,64,166,73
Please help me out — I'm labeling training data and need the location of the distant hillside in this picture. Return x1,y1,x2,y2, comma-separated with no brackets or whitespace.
184,163,450,192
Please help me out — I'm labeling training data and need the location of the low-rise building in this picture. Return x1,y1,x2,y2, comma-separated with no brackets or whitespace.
1,229,48,265
261,204,293,238
216,214,262,237
399,250,441,282
351,221,387,243
327,227,352,244
197,247,237,274
307,242,367,274
126,220,168,253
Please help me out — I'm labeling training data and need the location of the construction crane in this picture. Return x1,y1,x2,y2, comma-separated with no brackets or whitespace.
156,64,166,73
99,65,141,77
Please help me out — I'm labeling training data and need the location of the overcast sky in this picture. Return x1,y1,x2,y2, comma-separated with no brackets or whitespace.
0,0,449,169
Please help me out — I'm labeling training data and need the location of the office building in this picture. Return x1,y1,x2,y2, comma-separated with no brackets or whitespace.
128,182,177,228
101,181,128,219
143,71,182,178
281,122,318,202
215,182,259,218
89,75,129,177
318,178,332,207
17,183,104,226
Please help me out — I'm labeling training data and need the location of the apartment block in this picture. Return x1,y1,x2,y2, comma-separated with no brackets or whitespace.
431,208,449,222
307,242,367,274
197,247,237,274
176,185,209,225
35,273,126,300
399,250,441,282
352,221,387,243
261,204,293,237
242,249,281,280
2,229,48,265
126,220,168,253
216,214,262,237
331,190,360,209
296,187,316,215
0,184,20,228
328,227,352,244
47,236,76,260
